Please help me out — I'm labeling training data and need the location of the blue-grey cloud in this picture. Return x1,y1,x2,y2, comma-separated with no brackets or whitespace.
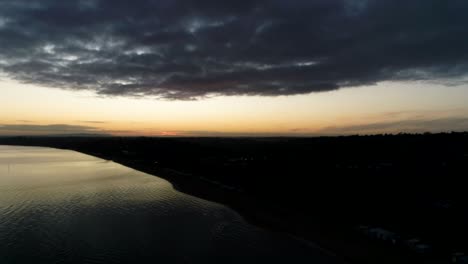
78,120,108,124
0,124,106,136
321,117,468,135
0,0,468,99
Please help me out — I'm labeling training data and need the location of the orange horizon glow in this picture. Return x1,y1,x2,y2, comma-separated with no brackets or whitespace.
2,78,468,136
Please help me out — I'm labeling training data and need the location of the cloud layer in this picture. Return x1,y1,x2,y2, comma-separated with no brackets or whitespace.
1,0,468,99
0,124,105,136
320,117,468,135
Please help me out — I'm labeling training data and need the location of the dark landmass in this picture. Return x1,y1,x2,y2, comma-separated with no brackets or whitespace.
2,133,468,264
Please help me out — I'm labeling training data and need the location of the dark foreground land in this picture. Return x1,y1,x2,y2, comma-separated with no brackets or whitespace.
2,133,468,264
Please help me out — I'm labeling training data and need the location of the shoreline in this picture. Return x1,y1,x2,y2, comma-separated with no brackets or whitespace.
66,148,439,264
44,148,418,264
0,138,453,264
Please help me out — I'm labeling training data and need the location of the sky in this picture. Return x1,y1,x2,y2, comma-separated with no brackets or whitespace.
1,0,468,136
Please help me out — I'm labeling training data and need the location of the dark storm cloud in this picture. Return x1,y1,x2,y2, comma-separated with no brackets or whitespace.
1,0,468,99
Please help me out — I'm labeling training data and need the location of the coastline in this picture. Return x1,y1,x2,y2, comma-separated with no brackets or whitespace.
0,137,456,264
65,148,439,264
33,148,415,264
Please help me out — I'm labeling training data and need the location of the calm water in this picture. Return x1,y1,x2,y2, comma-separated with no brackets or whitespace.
0,146,339,264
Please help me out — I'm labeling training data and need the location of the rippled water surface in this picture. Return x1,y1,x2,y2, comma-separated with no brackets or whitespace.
0,146,337,264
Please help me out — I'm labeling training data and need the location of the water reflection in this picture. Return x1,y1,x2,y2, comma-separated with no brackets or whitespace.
0,146,338,263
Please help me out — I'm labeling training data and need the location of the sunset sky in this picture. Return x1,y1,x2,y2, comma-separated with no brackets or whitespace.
1,0,468,136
